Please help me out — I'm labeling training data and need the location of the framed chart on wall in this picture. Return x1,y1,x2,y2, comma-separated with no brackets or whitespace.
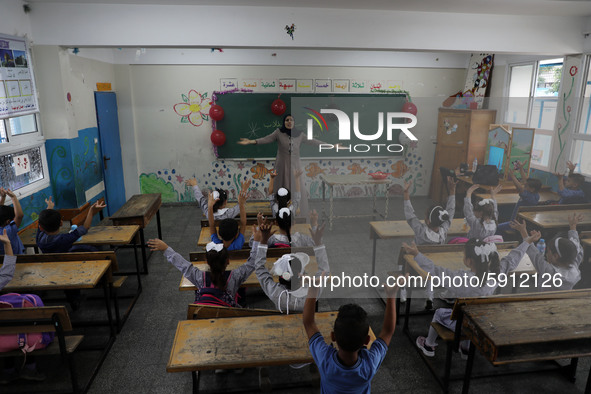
0,33,38,118
507,127,535,178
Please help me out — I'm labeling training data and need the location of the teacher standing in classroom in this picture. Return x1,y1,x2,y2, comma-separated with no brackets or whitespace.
238,114,322,217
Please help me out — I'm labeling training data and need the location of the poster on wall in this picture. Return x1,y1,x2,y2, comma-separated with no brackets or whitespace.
315,79,331,93
463,53,494,109
350,79,369,93
0,33,38,118
332,80,350,93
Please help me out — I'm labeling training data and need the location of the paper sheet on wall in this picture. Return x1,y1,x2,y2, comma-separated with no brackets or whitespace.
0,34,38,118
13,153,30,176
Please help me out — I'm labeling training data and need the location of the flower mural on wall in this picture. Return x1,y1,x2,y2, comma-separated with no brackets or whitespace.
173,90,212,127
554,56,580,172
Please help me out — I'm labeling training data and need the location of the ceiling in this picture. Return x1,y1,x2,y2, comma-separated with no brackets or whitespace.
25,0,591,17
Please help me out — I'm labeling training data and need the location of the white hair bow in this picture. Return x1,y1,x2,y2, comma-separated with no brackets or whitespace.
555,237,562,257
271,254,294,280
277,188,289,197
205,242,224,253
478,198,493,206
474,243,497,262
438,210,449,221
279,207,290,219
212,191,220,200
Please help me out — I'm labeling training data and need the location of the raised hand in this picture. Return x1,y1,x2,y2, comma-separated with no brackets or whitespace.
310,222,326,246
466,184,480,197
310,209,319,228
509,219,528,239
269,170,277,179
240,177,252,192
526,230,542,245
0,228,9,245
147,238,168,251
491,184,503,197
185,178,197,187
401,242,419,256
568,212,584,230
91,200,106,212
45,196,55,209
259,220,275,244
567,161,577,173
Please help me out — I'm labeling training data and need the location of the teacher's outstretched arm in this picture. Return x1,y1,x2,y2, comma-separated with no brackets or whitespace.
237,138,256,145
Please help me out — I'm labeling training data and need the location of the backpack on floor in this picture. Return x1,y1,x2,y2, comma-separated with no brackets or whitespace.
0,293,55,353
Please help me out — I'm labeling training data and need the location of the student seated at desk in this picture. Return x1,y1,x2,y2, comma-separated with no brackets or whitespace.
249,208,316,248
253,220,327,314
0,230,46,384
148,239,256,307
510,213,584,290
35,197,106,253
0,188,25,255
496,163,542,235
187,177,251,220
404,177,457,309
303,275,398,393
208,189,247,251
403,234,536,358
268,169,302,218
464,184,502,242
555,161,587,204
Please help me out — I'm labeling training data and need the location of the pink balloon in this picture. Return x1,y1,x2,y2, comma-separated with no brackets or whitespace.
210,129,226,146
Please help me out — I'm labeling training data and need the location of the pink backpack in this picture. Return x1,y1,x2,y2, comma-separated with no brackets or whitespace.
0,293,55,353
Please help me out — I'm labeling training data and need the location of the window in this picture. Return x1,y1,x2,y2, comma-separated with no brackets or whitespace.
0,113,48,197
505,58,564,170
572,55,591,176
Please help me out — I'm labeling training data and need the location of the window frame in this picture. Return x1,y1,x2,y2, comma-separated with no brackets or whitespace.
505,58,564,172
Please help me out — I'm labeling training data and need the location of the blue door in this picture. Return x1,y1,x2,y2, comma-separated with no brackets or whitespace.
95,92,126,216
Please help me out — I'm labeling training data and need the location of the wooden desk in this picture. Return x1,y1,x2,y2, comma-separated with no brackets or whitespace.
369,218,467,276
167,312,377,392
202,200,273,217
460,296,591,393
198,223,311,247
179,256,319,291
457,175,552,192
319,174,393,230
516,204,591,232
2,260,115,336
110,193,162,274
474,190,559,206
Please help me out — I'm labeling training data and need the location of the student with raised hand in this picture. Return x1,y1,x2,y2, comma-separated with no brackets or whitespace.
0,188,25,255
253,219,328,314
403,233,537,358
0,229,16,290
147,236,257,307
510,213,584,290
303,274,398,393
268,169,302,217
464,183,501,240
187,177,251,220
403,176,457,309
249,207,317,248
207,188,247,251
554,161,587,204
36,197,106,253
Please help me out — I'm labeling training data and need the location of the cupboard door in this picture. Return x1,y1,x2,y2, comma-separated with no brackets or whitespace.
437,112,470,148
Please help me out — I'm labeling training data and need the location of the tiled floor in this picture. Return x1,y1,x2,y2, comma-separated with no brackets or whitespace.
4,197,590,393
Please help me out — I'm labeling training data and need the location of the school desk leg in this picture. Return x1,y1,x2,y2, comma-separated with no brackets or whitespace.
403,287,412,333
371,238,377,276
461,342,476,394
585,362,591,394
156,209,162,240
102,280,116,338
329,185,334,231
192,371,200,394
567,357,579,382
443,341,453,392
133,237,142,291
139,228,148,274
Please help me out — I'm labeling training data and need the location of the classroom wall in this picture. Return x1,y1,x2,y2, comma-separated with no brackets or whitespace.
32,46,112,208
27,3,585,55
115,64,465,201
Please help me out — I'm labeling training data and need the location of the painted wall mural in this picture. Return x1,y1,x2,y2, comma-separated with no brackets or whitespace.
173,90,212,127
554,58,580,172
19,186,53,227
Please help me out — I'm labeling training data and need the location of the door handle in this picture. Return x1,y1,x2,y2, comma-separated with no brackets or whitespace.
103,155,111,170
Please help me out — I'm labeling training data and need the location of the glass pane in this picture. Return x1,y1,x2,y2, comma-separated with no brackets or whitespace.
0,146,45,191
0,120,7,144
530,59,562,129
505,65,533,124
571,139,591,175
8,114,37,136
531,134,552,168
577,61,591,135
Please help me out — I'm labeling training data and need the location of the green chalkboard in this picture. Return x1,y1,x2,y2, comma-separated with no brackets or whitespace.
214,93,407,159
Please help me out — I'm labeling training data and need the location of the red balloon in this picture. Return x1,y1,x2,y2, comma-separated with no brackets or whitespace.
402,101,418,116
271,99,286,116
210,130,226,146
209,104,224,121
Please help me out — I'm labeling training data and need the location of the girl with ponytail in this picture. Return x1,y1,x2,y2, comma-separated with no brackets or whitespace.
249,208,317,248
465,183,502,240
267,169,303,218
402,231,539,358
147,238,258,307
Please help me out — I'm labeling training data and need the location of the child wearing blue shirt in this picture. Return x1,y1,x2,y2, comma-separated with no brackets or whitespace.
303,279,399,394
208,188,247,251
36,197,105,253
556,161,587,204
496,165,542,235
0,188,25,255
